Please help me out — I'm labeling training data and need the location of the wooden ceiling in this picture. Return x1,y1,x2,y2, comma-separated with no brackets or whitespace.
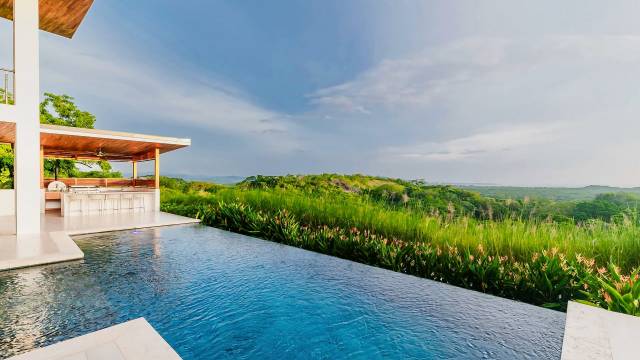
0,0,94,38
0,122,191,161
0,121,14,144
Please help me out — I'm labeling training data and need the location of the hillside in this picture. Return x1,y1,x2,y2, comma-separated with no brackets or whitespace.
463,185,640,201
161,174,640,224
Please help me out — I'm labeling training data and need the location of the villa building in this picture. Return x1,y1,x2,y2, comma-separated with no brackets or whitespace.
0,0,191,236
0,0,198,277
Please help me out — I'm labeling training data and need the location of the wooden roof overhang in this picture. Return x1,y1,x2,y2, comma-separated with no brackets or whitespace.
0,0,94,38
40,124,191,162
0,122,190,161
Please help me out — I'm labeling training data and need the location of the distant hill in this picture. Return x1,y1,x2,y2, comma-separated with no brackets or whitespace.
169,173,640,201
165,175,245,184
461,185,640,201
162,173,640,223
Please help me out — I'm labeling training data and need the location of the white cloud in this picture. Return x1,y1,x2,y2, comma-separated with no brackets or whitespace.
304,35,640,186
382,124,561,161
39,35,301,154
33,15,640,186
309,36,640,115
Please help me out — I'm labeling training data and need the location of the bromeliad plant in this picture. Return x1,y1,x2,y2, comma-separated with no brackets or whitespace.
162,193,640,315
577,264,640,316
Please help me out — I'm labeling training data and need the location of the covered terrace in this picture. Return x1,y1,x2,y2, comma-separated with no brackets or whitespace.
0,122,190,217
0,122,198,272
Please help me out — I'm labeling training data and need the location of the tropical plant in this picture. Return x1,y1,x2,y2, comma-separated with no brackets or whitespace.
160,187,640,315
577,264,640,316
0,144,13,189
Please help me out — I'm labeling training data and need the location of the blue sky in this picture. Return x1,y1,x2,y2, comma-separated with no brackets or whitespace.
6,1,640,186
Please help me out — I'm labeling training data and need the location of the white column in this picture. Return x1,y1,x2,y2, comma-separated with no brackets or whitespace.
154,149,160,212
13,0,41,235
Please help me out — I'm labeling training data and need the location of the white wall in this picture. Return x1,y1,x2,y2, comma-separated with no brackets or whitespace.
13,0,41,235
0,189,15,216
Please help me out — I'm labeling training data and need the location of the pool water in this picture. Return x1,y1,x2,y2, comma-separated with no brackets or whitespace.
0,224,565,359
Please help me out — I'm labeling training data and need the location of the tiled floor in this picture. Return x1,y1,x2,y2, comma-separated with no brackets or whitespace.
561,301,640,359
0,211,200,271
6,318,181,360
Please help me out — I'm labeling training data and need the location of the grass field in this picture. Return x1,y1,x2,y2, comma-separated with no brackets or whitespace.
164,187,640,270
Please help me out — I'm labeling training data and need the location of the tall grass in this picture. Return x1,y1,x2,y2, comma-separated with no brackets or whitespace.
164,188,640,271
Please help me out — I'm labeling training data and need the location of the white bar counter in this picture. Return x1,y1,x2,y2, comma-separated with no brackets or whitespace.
60,189,156,217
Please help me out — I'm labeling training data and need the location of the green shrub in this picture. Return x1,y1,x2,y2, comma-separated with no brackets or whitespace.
162,191,640,314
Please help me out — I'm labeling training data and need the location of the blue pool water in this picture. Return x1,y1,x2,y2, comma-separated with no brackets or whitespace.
0,224,565,359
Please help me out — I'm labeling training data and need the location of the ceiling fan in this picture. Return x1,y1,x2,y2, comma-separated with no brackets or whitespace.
90,148,131,161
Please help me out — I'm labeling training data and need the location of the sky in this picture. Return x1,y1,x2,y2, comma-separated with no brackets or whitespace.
4,0,640,186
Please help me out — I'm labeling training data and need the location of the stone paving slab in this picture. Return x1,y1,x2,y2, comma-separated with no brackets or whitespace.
0,212,200,271
6,318,181,360
562,301,640,360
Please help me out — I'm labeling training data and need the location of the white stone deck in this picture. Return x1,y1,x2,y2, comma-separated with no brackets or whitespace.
7,318,181,360
0,211,200,271
561,301,640,359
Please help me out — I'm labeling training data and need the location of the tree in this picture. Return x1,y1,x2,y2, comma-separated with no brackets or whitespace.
40,93,96,128
44,159,78,180
0,93,115,184
39,93,109,178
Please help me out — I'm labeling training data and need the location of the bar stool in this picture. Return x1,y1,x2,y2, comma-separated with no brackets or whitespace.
104,194,121,213
68,194,88,215
133,193,146,212
88,194,105,214
120,193,134,212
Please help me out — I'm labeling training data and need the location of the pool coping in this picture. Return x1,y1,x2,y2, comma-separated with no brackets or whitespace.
0,212,200,271
6,318,181,360
561,301,640,360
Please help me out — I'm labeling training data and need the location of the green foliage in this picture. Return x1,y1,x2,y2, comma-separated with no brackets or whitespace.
43,159,78,180
40,93,96,128
159,174,640,317
161,190,639,314
164,186,640,270
0,88,14,105
76,170,123,178
40,92,100,179
573,193,640,222
234,174,638,224
0,144,13,189
466,185,640,201
160,176,223,193
0,92,120,182
578,265,640,316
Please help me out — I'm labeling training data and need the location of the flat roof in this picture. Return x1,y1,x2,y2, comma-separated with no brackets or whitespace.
0,122,191,161
0,0,94,38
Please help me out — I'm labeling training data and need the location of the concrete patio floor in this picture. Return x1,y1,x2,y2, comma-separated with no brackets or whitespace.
0,211,200,271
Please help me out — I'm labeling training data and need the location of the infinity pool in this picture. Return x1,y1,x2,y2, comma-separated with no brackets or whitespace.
0,224,565,359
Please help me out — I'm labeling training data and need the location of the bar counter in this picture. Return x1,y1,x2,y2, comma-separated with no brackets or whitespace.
60,190,156,217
